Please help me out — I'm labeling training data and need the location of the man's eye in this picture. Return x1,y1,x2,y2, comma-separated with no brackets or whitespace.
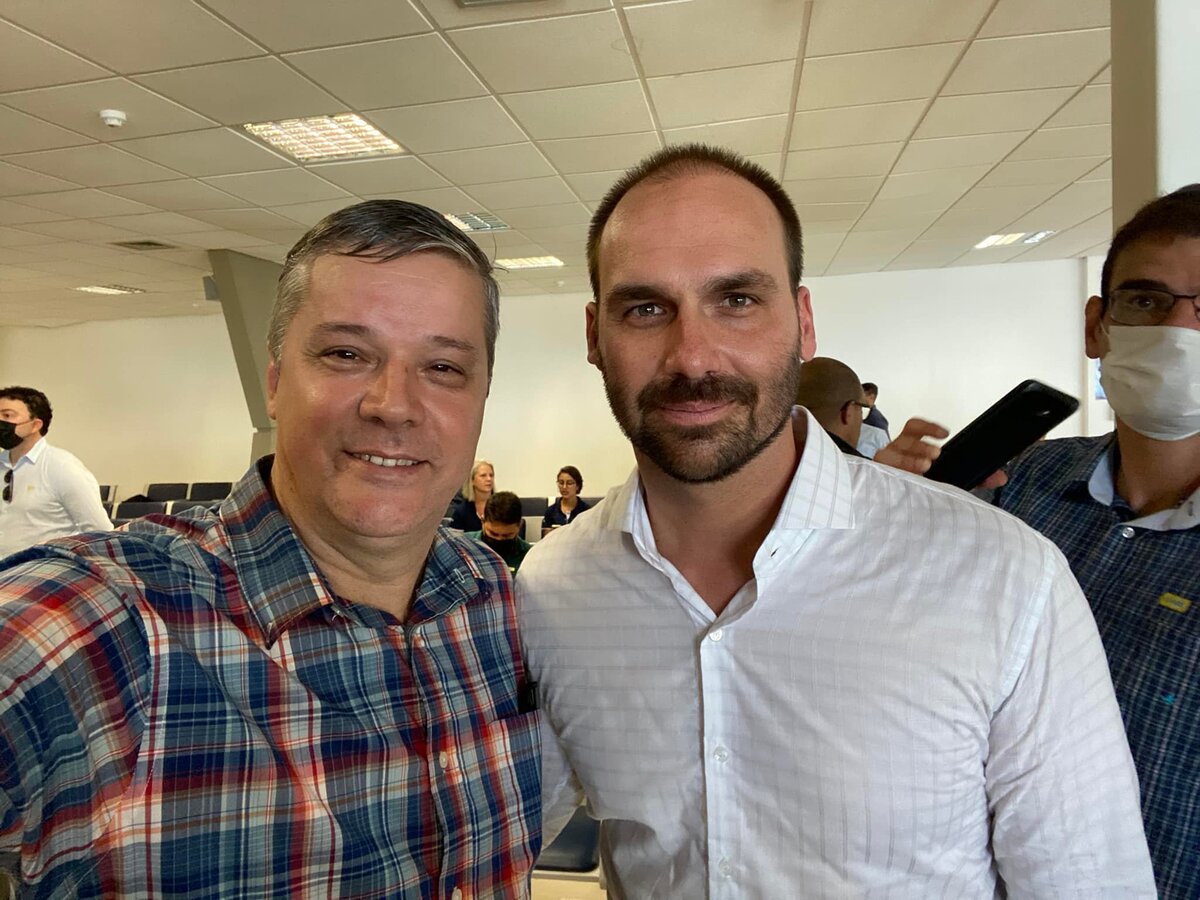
324,348,361,361
722,294,755,309
630,303,664,318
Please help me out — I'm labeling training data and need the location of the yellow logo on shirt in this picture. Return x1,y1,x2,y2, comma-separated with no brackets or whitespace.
1158,593,1192,614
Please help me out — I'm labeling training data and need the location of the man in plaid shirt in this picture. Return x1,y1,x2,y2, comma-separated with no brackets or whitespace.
0,200,543,897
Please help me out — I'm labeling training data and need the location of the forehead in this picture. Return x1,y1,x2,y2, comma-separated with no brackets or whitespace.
0,398,30,416
598,170,789,285
484,519,520,534
1111,233,1200,287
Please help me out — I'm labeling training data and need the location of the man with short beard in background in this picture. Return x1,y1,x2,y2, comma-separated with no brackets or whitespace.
518,144,1154,898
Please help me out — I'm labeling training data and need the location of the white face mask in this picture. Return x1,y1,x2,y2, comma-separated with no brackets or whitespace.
1099,324,1200,441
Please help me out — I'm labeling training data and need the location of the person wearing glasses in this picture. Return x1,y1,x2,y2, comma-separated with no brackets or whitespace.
0,386,111,558
982,185,1200,898
791,357,872,457
541,465,590,537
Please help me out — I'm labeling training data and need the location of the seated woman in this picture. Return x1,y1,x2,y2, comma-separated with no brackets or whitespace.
448,459,493,532
542,465,590,537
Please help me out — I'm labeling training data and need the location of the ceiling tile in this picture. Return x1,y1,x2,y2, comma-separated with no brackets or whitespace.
421,0,608,28
519,223,589,252
0,199,68,224
170,230,274,250
747,152,782,180
114,128,292,177
367,98,526,154
1043,84,1109,128
105,179,246,211
791,100,925,150
1008,124,1110,161
504,81,652,140
465,177,577,210
795,202,867,222
855,206,943,233
358,186,478,214
625,0,806,76
893,131,1027,173
423,143,555,185
0,106,91,154
18,219,138,241
663,115,788,157
450,11,635,93
93,211,214,235
782,176,883,204
1077,159,1110,182
0,78,216,141
269,199,352,227
886,239,970,269
0,20,108,92
538,132,662,174
490,202,590,230
16,188,157,218
200,0,430,52
648,61,795,129
1007,180,1111,232
980,0,1109,38
563,171,622,203
0,160,80,196
0,0,263,72
806,0,992,56
183,208,299,232
202,169,352,206
915,87,1076,138
943,30,1110,95
306,156,448,195
135,58,343,125
5,144,178,186
784,143,903,180
0,226,53,247
798,43,961,110
285,35,485,110
954,182,1063,210
1012,209,1112,261
1092,65,1111,84
876,165,990,202
978,156,1109,187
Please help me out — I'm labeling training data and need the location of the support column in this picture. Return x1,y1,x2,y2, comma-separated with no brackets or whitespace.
1110,0,1200,225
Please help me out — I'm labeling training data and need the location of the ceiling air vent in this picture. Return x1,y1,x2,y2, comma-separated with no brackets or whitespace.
445,212,509,233
112,239,179,251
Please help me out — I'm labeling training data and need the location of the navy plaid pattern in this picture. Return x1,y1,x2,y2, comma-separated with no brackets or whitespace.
991,435,1199,899
0,457,541,898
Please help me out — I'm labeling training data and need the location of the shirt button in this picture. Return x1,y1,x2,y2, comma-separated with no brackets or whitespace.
1120,526,1136,539
438,750,451,769
451,889,463,900
717,857,733,878
708,629,724,642
712,745,729,763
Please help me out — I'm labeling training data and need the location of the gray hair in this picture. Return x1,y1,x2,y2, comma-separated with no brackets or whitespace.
269,199,501,377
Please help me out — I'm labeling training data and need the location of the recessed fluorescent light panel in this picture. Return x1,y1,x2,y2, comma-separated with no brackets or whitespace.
73,284,146,295
445,212,509,233
496,256,565,269
1022,230,1056,244
974,233,1028,249
243,114,403,162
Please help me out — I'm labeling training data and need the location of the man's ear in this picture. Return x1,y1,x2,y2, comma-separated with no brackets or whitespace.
1084,295,1107,359
839,403,852,426
585,301,601,367
796,286,817,361
266,358,280,420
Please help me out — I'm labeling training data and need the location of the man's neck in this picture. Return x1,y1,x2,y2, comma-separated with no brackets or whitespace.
638,416,803,616
1113,420,1200,515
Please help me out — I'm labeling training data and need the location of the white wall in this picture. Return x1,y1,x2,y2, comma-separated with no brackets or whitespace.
0,256,1106,503
0,314,253,500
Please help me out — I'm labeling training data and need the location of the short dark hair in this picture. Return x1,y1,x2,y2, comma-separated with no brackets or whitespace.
557,465,583,491
1101,183,1200,305
861,382,878,396
0,386,51,435
483,490,523,526
271,199,501,377
587,143,803,298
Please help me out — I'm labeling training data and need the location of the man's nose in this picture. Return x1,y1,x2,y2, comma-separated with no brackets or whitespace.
359,360,425,427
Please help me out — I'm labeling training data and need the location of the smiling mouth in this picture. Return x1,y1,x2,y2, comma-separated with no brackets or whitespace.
351,452,420,468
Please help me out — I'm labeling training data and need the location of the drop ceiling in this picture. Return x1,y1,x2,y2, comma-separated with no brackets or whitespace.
0,0,1112,326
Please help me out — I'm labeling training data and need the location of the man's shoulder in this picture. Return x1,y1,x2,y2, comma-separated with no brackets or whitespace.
1008,434,1108,477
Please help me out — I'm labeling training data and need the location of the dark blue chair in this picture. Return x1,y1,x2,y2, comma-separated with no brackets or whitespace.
537,807,600,873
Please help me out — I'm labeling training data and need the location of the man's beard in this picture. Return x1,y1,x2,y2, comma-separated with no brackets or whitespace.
599,346,804,484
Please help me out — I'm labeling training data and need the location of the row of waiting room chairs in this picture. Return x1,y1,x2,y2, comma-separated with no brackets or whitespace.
101,482,234,527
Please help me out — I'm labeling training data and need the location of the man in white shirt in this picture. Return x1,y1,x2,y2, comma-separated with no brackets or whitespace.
0,386,112,558
518,145,1155,897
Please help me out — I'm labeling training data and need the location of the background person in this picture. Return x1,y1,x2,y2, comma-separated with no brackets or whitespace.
792,357,869,456
0,385,111,558
541,465,590,536
448,458,494,531
467,491,532,573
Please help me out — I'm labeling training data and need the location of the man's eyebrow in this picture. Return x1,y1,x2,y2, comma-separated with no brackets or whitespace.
603,269,782,306
309,323,478,356
603,282,674,306
1114,278,1182,292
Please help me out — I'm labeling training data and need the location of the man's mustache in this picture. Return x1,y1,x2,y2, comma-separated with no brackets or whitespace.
637,373,758,412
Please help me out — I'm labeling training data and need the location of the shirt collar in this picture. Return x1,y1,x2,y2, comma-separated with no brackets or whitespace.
610,407,857,540
2,436,46,469
221,456,490,645
1074,433,1199,530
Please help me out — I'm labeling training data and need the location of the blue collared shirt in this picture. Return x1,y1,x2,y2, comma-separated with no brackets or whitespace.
989,434,1199,899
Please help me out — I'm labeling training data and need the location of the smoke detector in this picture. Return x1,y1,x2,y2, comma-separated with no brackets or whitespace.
99,109,127,128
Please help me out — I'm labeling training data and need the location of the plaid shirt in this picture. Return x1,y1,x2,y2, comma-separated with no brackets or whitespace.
0,457,541,899
990,434,1199,899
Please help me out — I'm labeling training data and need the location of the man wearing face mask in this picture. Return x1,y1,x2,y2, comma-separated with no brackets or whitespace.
0,386,112,558
987,184,1200,899
466,491,532,573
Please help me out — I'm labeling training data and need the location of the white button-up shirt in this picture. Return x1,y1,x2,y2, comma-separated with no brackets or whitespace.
520,411,1154,898
0,438,112,558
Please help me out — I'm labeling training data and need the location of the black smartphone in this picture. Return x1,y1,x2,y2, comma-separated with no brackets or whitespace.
924,380,1079,490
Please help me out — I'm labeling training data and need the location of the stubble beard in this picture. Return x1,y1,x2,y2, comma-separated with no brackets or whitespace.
598,344,804,484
